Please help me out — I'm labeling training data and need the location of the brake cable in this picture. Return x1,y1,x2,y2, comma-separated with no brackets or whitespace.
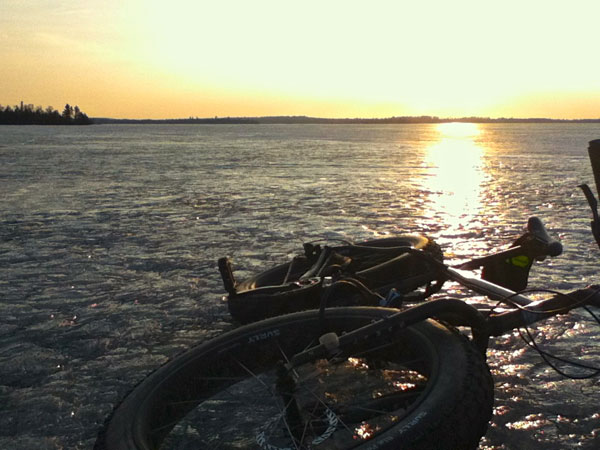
488,287,600,379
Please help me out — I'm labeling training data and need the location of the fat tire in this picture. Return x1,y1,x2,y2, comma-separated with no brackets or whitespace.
95,307,493,450
228,235,443,323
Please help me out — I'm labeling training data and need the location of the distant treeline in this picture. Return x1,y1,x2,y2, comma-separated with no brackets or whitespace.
0,103,92,125
93,115,600,125
92,116,259,125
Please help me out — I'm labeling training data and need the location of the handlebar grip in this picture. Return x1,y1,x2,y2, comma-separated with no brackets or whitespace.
527,217,563,257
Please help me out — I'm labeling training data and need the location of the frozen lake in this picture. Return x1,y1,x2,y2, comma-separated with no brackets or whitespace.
1,122,600,449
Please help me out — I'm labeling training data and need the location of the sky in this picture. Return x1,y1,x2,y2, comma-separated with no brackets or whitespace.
1,0,599,120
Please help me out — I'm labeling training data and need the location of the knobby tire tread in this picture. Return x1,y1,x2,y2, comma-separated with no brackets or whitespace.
399,330,494,450
94,307,493,450
228,235,443,324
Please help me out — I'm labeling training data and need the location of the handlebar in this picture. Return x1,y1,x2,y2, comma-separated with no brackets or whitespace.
588,139,600,199
459,216,562,275
486,285,600,336
581,140,600,250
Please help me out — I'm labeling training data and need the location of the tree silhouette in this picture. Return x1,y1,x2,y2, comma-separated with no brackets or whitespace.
62,104,73,120
0,102,92,125
73,105,90,125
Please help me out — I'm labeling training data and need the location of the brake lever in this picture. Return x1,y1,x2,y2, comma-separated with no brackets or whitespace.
579,183,600,250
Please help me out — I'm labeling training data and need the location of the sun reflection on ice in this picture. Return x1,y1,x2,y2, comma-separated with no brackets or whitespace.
354,422,380,440
437,122,482,139
422,122,489,235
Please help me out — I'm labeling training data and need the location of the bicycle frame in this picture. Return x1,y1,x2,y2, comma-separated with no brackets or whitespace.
286,221,600,372
287,262,600,371
285,140,600,374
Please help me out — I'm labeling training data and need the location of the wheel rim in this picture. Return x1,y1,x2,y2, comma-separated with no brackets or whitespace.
138,316,437,449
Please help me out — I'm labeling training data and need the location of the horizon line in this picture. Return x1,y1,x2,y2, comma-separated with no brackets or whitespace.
91,115,600,124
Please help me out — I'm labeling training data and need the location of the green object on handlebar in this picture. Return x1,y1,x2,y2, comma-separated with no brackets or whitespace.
509,255,531,268
481,252,533,292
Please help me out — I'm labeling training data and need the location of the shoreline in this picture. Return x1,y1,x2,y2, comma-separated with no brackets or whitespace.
91,116,600,125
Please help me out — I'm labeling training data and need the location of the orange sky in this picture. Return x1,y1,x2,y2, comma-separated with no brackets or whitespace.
1,0,599,119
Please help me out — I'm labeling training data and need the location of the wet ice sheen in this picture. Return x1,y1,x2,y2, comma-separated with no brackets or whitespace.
1,123,600,449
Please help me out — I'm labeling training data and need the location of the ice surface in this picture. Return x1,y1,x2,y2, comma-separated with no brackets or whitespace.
1,123,600,448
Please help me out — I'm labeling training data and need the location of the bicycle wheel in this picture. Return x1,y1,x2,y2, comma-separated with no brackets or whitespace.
95,307,493,450
227,234,442,324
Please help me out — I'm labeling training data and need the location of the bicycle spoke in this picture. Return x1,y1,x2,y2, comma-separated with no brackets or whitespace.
141,317,433,449
97,309,493,450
